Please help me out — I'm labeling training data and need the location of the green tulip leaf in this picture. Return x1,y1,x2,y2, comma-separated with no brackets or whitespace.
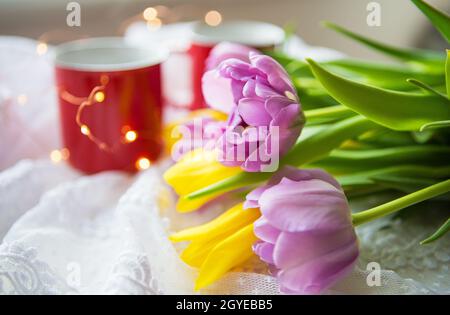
419,120,450,131
322,21,445,69
357,129,417,147
410,0,450,43
370,175,438,193
327,59,445,90
406,78,448,98
304,105,355,125
309,145,450,173
337,165,450,187
306,58,450,131
446,50,450,97
420,218,450,245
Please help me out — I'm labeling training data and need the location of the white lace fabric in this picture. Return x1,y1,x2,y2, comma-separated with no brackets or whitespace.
0,29,449,295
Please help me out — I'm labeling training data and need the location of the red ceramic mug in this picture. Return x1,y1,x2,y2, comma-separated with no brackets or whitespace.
55,38,168,174
187,20,285,110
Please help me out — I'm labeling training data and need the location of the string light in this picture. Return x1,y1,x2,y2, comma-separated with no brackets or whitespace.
125,130,138,143
80,124,90,135
136,157,151,170
36,42,48,55
143,7,158,21
17,94,27,105
94,91,105,103
59,76,153,173
205,10,222,26
50,148,70,163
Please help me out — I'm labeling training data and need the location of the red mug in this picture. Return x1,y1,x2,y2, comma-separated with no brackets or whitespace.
55,38,168,174
187,20,285,110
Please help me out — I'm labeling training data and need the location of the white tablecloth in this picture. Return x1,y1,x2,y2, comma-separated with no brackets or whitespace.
0,25,448,295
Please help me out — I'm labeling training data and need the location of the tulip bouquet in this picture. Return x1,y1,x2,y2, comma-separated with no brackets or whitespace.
164,0,450,294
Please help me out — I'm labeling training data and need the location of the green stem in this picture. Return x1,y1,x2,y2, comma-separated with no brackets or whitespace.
352,179,450,226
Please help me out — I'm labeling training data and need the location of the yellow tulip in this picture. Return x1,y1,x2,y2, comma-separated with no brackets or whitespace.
163,149,241,212
195,224,258,290
170,203,260,290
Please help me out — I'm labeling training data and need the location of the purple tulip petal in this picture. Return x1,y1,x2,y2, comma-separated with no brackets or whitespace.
238,98,272,126
242,79,257,98
277,239,359,294
253,217,280,244
259,179,351,232
244,187,266,209
206,42,259,70
253,242,275,264
273,228,357,269
265,96,295,118
202,70,236,114
250,54,296,96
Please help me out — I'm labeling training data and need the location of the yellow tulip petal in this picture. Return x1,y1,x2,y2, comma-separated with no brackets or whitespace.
170,203,260,242
176,194,220,213
180,237,222,268
163,148,242,212
195,224,258,290
164,149,240,195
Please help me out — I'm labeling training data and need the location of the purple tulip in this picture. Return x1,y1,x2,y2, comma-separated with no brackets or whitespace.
205,42,260,71
202,52,304,172
245,166,359,294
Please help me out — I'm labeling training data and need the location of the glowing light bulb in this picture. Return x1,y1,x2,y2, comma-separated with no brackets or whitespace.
136,157,151,170
143,7,158,20
80,125,90,135
205,10,222,26
36,42,48,55
17,94,27,105
125,130,138,143
94,91,105,103
50,150,62,163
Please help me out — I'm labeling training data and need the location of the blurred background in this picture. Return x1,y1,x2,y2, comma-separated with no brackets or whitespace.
0,0,449,60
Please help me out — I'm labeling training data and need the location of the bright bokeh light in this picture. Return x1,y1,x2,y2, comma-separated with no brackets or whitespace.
50,150,62,163
36,42,48,55
94,91,105,103
80,124,90,135
125,130,138,143
136,157,151,170
205,10,222,26
143,7,158,20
